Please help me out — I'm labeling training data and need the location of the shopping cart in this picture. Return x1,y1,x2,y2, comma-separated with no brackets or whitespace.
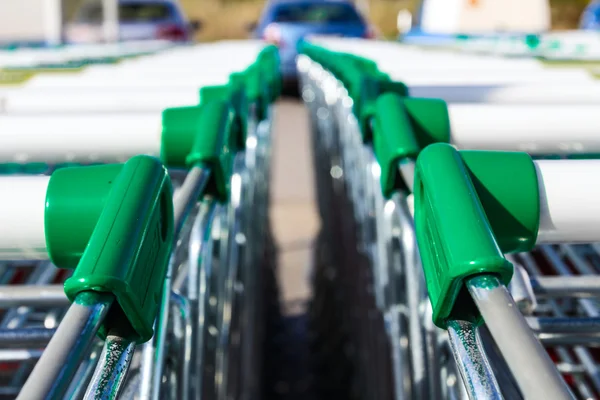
299,39,600,400
0,41,280,399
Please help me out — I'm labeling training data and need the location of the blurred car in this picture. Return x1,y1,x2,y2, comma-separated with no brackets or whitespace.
65,0,201,44
580,1,600,30
250,0,375,88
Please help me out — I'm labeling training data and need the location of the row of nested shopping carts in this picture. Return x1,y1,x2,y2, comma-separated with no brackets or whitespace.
401,30,600,61
4,33,600,400
0,39,282,399
299,37,600,400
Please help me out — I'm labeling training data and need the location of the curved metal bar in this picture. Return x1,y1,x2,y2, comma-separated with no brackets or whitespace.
468,275,573,400
447,320,503,400
84,334,136,399
17,291,114,400
138,165,211,400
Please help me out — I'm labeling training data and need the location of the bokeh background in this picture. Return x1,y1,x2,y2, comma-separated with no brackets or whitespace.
60,0,591,42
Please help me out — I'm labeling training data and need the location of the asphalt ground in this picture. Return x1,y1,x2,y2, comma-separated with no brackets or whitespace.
264,97,320,400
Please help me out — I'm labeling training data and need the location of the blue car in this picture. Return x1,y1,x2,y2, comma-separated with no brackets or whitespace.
580,1,600,30
251,0,374,90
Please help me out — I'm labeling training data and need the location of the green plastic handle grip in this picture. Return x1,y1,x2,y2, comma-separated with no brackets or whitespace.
414,143,539,328
257,45,281,103
199,84,246,149
372,95,451,197
45,155,174,343
353,76,408,141
161,99,236,202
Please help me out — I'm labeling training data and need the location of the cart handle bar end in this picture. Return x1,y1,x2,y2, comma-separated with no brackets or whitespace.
46,155,175,343
414,143,539,328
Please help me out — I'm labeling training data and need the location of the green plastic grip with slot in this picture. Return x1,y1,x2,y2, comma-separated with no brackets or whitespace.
257,45,281,102
161,99,236,202
351,75,408,141
200,84,247,148
414,143,540,328
372,95,451,197
45,155,174,343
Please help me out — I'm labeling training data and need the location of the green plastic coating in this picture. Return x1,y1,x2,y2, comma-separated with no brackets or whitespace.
228,72,251,141
200,84,246,148
185,100,236,202
414,143,539,328
45,156,174,343
161,100,236,201
45,163,124,268
372,93,420,196
161,105,204,168
372,95,451,197
257,45,281,102
160,45,279,199
402,97,451,148
460,150,540,253
355,77,409,141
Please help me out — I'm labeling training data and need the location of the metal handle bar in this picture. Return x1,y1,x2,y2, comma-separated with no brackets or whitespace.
0,284,68,308
16,291,114,399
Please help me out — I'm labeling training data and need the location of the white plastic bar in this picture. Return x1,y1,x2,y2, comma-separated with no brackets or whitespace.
409,84,600,104
0,59,259,88
13,75,235,89
448,104,600,154
0,176,50,260
305,37,600,81
0,113,162,163
389,69,594,86
307,36,589,68
0,88,199,113
0,41,265,71
0,42,173,68
0,41,265,67
536,160,600,244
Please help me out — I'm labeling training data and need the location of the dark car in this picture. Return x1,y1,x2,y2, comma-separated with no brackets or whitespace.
251,0,375,90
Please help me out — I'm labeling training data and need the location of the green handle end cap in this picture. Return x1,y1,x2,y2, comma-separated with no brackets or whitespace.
161,105,204,169
373,96,451,197
46,155,175,343
161,100,237,202
185,100,236,202
357,78,409,142
414,143,539,329
200,83,247,147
